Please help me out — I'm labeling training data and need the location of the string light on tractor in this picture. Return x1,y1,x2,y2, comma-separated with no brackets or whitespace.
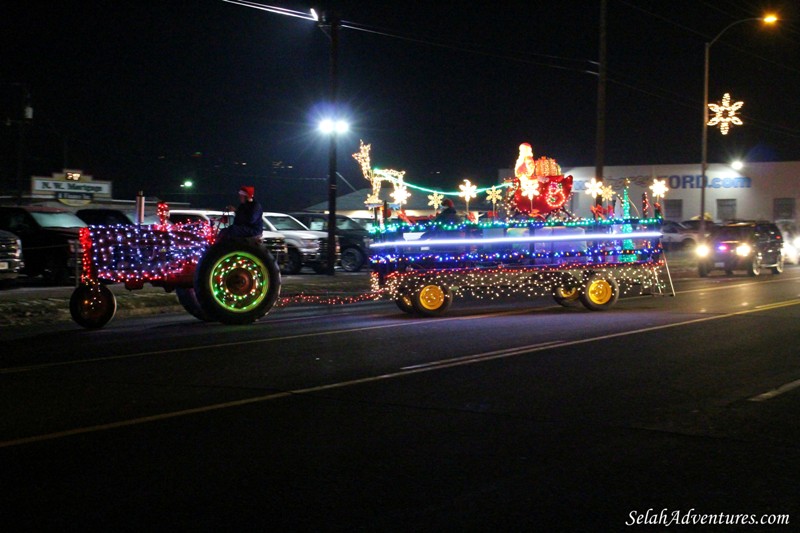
707,93,743,135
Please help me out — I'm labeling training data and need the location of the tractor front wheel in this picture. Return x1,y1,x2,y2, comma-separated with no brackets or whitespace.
70,283,117,329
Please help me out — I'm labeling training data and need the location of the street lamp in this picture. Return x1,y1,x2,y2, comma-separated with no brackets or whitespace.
699,14,777,239
316,10,343,276
223,2,345,275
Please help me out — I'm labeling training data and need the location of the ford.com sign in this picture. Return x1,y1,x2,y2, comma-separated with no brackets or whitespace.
667,175,751,189
574,174,751,191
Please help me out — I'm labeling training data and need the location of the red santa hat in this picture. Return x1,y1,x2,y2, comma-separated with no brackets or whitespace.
239,185,255,199
442,198,454,208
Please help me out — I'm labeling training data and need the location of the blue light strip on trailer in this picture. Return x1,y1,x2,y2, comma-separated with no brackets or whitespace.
370,231,663,249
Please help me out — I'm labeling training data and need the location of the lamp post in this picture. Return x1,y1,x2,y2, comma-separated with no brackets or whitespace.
700,15,776,240
317,11,343,275
223,2,347,275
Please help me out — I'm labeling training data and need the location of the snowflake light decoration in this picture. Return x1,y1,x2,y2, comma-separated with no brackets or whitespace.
428,191,444,210
486,186,503,216
649,178,669,199
521,179,540,201
600,185,615,203
459,179,478,213
585,177,604,198
391,185,410,206
707,93,743,135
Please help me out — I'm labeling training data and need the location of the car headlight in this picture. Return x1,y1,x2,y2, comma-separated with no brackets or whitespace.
301,239,319,250
736,244,752,257
696,244,710,258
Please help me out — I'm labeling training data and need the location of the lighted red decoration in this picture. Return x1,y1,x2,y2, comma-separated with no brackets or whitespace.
512,174,573,216
509,143,573,217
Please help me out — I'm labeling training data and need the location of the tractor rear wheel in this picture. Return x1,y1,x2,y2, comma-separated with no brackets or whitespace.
194,240,281,324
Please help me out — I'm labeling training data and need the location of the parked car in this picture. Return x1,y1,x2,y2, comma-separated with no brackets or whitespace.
75,207,158,226
660,220,699,250
289,212,371,272
0,205,86,284
0,229,24,284
262,212,338,275
168,209,287,267
696,221,784,277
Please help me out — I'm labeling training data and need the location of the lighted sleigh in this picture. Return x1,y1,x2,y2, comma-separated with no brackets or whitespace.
70,204,281,329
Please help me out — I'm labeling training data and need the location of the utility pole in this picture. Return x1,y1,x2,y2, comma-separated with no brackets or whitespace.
594,0,607,208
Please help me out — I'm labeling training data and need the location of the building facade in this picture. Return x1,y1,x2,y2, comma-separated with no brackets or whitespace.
560,161,799,223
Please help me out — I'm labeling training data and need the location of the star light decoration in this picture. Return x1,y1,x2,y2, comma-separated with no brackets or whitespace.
428,191,444,210
459,179,478,214
707,93,743,135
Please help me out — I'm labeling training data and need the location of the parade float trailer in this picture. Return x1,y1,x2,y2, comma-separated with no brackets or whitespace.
364,142,674,316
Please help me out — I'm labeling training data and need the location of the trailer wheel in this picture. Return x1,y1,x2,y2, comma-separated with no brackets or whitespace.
395,291,417,314
579,273,619,311
70,283,117,329
176,287,212,321
553,286,580,307
411,283,453,317
195,240,281,324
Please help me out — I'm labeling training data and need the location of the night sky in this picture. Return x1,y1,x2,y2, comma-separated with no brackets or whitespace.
2,0,799,211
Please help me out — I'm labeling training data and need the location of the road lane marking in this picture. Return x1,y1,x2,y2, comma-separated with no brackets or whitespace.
3,298,799,449
0,309,537,375
401,341,565,369
748,378,800,402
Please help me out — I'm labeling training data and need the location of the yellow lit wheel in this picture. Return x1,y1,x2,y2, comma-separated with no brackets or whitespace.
553,286,580,307
412,283,453,317
579,273,619,311
70,283,117,329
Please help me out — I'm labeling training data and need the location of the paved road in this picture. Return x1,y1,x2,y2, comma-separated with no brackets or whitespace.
2,269,799,530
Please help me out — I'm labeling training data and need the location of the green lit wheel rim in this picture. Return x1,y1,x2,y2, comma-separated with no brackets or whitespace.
412,283,453,317
195,240,281,325
579,273,619,311
208,251,269,313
